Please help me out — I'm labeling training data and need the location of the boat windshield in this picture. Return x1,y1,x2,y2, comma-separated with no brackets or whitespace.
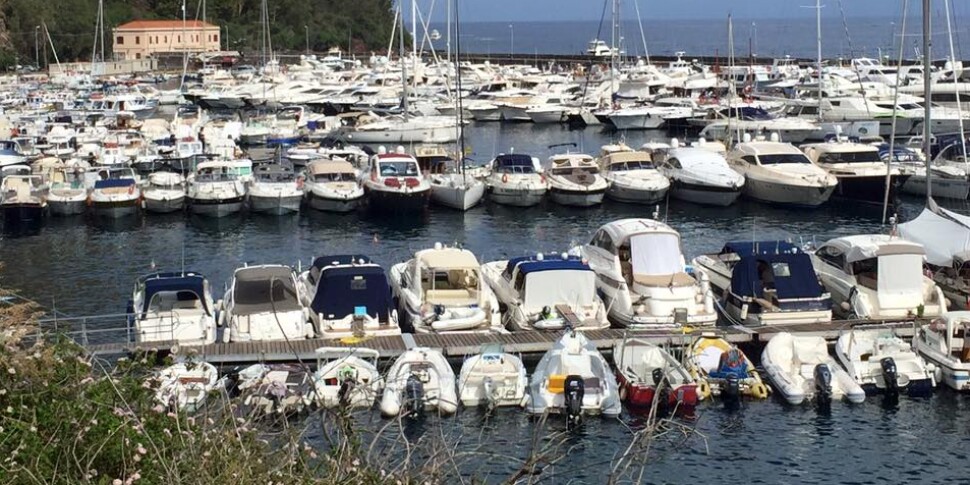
758,153,811,165
233,275,302,315
817,151,882,164
379,161,418,176
522,270,596,310
610,161,652,171
314,172,356,182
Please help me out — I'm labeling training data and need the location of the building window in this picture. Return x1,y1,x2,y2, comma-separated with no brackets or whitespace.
135,36,140,45
136,53,141,59
116,36,123,45
164,36,168,43
178,35,181,42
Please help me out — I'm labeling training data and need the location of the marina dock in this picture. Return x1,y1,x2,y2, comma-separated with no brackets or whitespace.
77,317,922,364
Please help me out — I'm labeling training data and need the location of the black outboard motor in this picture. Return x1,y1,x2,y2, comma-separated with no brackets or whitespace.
338,377,356,407
880,357,900,396
814,363,833,406
563,375,585,428
652,368,671,417
724,374,741,403
404,374,425,417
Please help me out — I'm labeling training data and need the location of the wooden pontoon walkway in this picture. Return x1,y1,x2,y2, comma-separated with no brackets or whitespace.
83,318,923,364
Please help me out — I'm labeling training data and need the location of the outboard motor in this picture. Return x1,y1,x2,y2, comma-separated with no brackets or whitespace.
813,363,833,406
880,357,900,396
652,368,671,417
724,373,741,403
482,376,497,411
404,374,425,417
563,375,585,428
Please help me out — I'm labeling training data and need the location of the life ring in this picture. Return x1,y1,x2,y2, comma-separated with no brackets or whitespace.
502,173,509,183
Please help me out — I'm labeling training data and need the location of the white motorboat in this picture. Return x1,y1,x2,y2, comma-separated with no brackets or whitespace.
580,218,717,328
597,145,669,204
480,253,609,332
380,347,458,417
298,255,401,339
186,161,247,217
810,235,947,320
89,167,141,218
457,344,528,409
248,164,303,215
303,159,364,212
485,153,547,207
46,167,87,215
0,174,47,223
761,332,866,405
525,331,622,422
361,150,431,213
607,105,693,131
801,138,909,205
128,271,217,345
692,241,832,326
390,244,503,334
654,145,745,206
154,362,220,412
220,264,313,342
912,312,970,391
142,172,186,213
727,137,837,207
339,114,458,144
835,329,935,396
305,347,384,409
414,144,484,211
544,152,608,207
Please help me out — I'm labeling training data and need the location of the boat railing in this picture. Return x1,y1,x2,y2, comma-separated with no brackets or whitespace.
23,312,187,349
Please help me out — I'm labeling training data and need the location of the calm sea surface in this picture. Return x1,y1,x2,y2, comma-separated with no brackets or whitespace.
2,121,968,482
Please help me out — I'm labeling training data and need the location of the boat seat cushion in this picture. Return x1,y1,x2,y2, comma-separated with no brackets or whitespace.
633,272,695,287
425,289,477,305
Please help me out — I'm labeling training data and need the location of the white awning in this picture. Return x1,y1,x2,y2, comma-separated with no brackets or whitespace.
899,198,970,266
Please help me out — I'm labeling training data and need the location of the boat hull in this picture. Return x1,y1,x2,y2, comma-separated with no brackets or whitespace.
307,192,363,212
831,174,909,205
430,183,485,211
742,177,834,207
248,195,303,215
549,187,606,207
144,195,185,214
91,200,140,218
48,199,86,216
488,187,545,207
1,203,45,223
366,187,430,213
605,184,667,204
188,197,244,217
669,180,742,206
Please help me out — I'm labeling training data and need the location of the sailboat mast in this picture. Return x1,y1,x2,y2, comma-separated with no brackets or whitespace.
816,0,822,117
943,0,966,161
454,0,466,182
923,0,932,201
399,5,409,120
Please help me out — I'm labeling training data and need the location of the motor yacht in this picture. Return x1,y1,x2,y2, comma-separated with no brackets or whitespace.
89,167,141,218
580,218,717,328
485,153,547,207
480,252,609,332
361,149,431,213
835,329,935,396
303,159,364,212
248,164,303,215
127,271,217,345
653,144,745,206
597,145,669,204
801,137,909,205
692,241,832,326
220,264,313,342
142,172,186,213
298,255,400,339
186,161,247,217
727,136,837,207
544,153,608,207
0,174,47,223
810,235,947,320
414,144,484,211
46,166,88,215
389,244,503,334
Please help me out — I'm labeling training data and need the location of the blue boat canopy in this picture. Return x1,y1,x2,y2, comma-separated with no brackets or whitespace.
505,254,590,278
94,178,135,189
729,252,823,300
138,272,209,315
720,240,801,256
309,263,392,322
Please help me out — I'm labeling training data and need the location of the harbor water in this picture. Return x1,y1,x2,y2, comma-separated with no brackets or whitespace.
1,121,967,482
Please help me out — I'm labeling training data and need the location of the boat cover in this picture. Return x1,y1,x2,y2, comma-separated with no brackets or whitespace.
630,233,684,276
494,154,539,173
730,252,823,299
505,255,589,279
310,265,392,322
94,178,135,189
139,272,209,315
898,198,970,266
232,267,302,315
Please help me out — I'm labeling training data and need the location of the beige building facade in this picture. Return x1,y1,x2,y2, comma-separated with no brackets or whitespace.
113,20,220,60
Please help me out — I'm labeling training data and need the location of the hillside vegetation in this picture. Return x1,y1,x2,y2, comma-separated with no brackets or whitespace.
0,0,399,66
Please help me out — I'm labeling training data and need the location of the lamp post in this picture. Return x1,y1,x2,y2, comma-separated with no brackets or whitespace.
304,25,309,54
508,24,514,58
34,26,39,69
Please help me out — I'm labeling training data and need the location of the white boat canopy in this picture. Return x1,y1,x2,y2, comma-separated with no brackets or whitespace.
898,198,970,267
